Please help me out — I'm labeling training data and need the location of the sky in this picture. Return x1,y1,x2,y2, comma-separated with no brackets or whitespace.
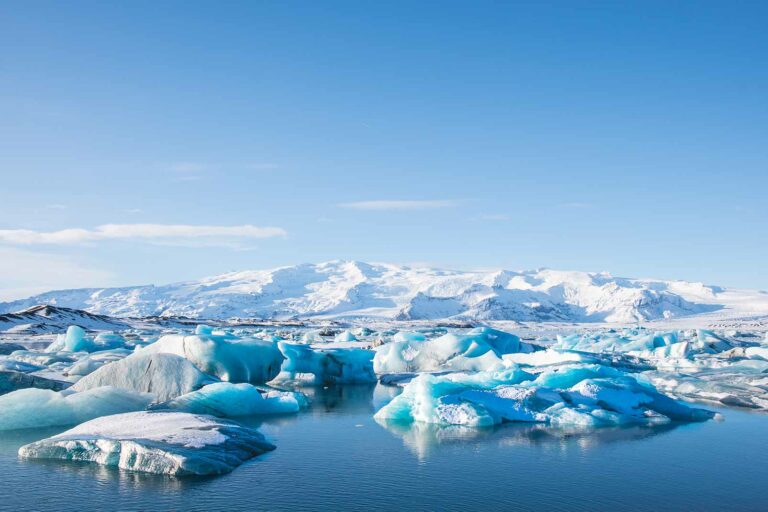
0,1,766,300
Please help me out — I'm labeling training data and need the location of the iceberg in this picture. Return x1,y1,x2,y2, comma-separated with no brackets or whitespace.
0,343,27,355
156,382,308,417
0,370,69,395
375,364,715,428
273,342,376,385
72,352,214,402
45,326,129,354
373,328,521,375
45,326,92,353
66,348,134,377
139,330,284,384
334,330,358,342
19,411,275,475
0,386,152,430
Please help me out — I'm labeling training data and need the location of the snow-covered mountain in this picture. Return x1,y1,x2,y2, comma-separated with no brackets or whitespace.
0,305,131,334
1,261,767,324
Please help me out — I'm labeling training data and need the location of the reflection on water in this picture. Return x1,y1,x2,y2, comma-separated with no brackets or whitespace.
376,418,684,460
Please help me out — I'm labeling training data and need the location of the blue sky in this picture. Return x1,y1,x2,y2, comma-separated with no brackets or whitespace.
1,1,766,299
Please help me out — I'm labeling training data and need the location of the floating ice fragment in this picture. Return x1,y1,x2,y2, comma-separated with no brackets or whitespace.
139,331,284,383
19,411,275,475
273,342,376,385
374,329,525,374
0,386,152,430
72,352,214,402
156,382,308,417
375,365,715,428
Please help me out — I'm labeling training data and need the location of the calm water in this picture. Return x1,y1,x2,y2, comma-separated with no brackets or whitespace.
0,384,766,512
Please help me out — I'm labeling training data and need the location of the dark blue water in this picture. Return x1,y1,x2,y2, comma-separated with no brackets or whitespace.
0,384,766,512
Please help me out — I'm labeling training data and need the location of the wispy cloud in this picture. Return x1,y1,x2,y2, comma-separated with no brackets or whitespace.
338,199,460,211
559,202,594,209
0,224,287,246
475,213,510,221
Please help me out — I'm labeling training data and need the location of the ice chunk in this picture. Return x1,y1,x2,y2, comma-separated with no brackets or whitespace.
139,332,284,384
375,365,715,428
272,342,376,385
374,332,506,374
19,411,275,475
66,349,133,377
45,327,128,353
466,327,522,354
72,352,214,402
0,386,152,430
0,370,69,395
554,328,740,359
334,330,358,342
502,349,597,367
0,343,27,355
156,382,307,417
392,331,427,343
46,326,92,353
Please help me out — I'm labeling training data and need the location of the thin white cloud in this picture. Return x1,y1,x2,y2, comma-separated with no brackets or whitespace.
0,224,287,245
338,200,460,211
475,213,510,221
559,202,594,209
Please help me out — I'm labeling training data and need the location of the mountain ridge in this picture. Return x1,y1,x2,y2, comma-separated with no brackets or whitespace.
1,260,766,324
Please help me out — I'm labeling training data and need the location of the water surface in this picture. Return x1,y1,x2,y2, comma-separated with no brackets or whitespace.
0,385,765,511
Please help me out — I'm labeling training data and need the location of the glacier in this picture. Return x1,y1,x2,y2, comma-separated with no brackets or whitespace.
18,411,276,475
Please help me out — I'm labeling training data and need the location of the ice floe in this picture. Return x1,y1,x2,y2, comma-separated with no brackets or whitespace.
18,411,275,475
375,365,716,427
155,382,308,417
0,386,152,430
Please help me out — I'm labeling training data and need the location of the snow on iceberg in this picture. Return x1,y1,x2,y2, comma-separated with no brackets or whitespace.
139,329,284,384
375,365,715,428
374,328,531,374
156,382,308,417
71,352,214,402
19,411,275,475
0,386,152,430
272,342,376,385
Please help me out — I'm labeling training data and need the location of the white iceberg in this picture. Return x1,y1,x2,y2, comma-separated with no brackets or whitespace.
71,352,214,402
139,329,284,384
374,329,522,374
18,411,275,475
157,382,308,417
0,386,152,430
